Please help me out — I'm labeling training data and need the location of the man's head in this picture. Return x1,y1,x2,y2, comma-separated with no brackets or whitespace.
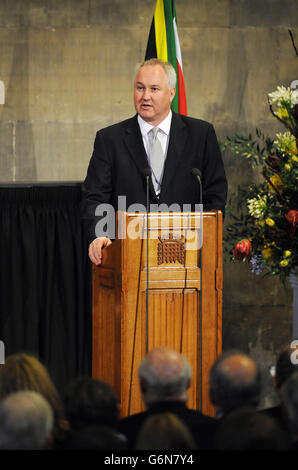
215,407,287,450
209,350,261,416
134,59,176,126
135,412,196,450
0,390,54,450
138,347,192,407
63,376,120,430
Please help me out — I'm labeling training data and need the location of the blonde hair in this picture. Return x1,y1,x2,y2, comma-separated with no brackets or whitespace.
0,353,66,443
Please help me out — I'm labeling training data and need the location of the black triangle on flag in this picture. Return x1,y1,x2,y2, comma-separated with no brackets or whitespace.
145,18,157,60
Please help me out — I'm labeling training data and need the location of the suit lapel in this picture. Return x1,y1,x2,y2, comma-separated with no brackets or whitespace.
159,112,187,200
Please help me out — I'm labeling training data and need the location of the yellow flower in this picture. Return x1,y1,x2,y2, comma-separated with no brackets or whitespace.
266,218,275,227
276,108,289,120
255,220,265,229
284,250,291,258
291,155,298,163
280,259,289,267
262,248,272,259
268,174,283,194
290,141,297,156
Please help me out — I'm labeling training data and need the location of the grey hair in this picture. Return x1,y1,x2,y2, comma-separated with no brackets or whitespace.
135,58,177,90
0,390,54,450
138,353,191,403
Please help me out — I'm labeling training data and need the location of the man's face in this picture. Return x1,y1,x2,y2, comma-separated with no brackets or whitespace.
134,64,176,126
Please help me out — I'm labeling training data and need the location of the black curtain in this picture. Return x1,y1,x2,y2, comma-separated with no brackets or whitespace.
0,183,92,395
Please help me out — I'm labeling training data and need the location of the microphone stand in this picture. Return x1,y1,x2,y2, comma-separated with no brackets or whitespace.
191,168,203,411
142,168,151,354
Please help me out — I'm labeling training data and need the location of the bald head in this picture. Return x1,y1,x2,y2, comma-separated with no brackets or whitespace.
138,347,192,406
209,351,261,415
218,354,258,386
144,347,186,380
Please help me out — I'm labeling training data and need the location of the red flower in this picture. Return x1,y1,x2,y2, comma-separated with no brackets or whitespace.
233,239,251,260
286,210,298,226
285,210,298,237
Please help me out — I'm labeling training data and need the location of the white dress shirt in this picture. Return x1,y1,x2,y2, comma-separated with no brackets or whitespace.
137,111,172,195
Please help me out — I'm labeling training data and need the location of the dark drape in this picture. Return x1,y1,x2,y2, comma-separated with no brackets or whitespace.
0,183,91,395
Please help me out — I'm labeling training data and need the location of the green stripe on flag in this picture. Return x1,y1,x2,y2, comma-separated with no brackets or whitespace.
163,0,178,112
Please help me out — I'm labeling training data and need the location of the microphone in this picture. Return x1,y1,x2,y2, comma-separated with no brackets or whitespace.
142,167,152,215
191,167,203,206
141,167,152,202
142,167,152,179
142,167,151,353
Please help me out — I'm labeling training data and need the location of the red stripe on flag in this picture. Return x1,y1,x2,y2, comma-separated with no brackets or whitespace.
177,60,187,115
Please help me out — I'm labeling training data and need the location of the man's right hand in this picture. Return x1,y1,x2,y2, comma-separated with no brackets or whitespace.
88,237,112,265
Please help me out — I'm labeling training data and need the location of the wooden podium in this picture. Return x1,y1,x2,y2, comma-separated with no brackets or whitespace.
92,211,222,417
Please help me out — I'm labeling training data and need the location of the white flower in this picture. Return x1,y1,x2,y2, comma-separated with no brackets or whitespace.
247,195,267,219
274,131,296,155
268,86,294,107
292,89,298,106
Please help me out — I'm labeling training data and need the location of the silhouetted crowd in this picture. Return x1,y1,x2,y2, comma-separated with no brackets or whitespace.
0,343,298,450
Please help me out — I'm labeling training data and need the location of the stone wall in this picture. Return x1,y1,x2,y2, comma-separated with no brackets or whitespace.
0,0,297,407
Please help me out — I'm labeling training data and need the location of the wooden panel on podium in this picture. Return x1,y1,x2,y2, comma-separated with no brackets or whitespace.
92,211,222,417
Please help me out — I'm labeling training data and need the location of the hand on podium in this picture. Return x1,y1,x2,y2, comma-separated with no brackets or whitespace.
89,237,112,265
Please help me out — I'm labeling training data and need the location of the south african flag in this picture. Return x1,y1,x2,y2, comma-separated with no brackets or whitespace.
145,0,187,115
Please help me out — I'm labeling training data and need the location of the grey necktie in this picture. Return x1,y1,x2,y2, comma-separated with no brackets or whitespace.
148,127,165,196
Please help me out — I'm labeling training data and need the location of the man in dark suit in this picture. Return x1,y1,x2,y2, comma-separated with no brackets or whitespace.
117,347,216,450
81,58,228,265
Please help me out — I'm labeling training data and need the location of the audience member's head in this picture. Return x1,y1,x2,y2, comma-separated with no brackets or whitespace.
209,350,261,416
63,376,120,430
274,341,298,395
135,412,197,450
215,407,288,450
138,347,192,407
60,424,127,450
0,352,67,446
281,371,298,442
0,390,54,450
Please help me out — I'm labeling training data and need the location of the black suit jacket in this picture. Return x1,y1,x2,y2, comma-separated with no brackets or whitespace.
260,405,292,445
81,112,228,242
118,401,217,450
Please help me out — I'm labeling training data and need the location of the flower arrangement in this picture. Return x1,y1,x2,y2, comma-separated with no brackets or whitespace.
223,85,298,282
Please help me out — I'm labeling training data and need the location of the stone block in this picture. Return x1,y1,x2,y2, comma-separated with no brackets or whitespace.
14,121,37,181
0,121,14,181
0,0,90,28
14,120,104,182
0,26,141,122
229,0,298,27
89,0,155,27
